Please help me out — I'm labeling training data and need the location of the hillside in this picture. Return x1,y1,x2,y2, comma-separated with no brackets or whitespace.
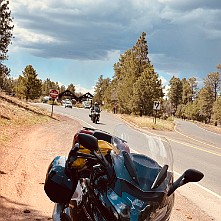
0,91,52,147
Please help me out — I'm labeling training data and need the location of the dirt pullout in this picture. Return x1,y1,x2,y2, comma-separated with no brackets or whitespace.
0,116,81,221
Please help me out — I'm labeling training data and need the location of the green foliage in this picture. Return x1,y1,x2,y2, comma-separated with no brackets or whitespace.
0,0,14,88
67,83,75,94
197,87,214,123
175,104,185,118
93,75,111,105
212,96,221,124
184,101,200,120
0,76,16,94
109,32,163,115
188,77,198,101
132,68,163,115
42,78,60,96
168,76,183,112
60,85,66,93
16,65,42,100
182,78,192,104
203,72,221,101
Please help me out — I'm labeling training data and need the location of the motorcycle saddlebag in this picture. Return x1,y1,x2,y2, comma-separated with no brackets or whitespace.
44,156,78,203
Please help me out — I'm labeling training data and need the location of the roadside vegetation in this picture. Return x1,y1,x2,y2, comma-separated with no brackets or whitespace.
119,114,175,131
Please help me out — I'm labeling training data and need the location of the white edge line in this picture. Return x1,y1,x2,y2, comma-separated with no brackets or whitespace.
195,122,221,136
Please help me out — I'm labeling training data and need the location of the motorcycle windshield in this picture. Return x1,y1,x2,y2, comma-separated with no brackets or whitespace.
111,124,173,198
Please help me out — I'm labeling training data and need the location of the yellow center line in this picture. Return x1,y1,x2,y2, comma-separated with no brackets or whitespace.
116,118,221,157
175,127,221,151
167,137,221,157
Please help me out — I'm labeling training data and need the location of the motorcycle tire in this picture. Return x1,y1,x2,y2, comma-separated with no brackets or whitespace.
60,213,72,221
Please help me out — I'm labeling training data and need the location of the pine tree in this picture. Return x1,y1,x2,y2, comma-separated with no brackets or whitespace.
197,87,214,123
17,65,42,100
42,78,60,96
204,72,221,102
188,77,198,101
168,76,183,112
113,32,156,114
132,68,163,116
0,0,13,88
67,83,75,93
182,78,192,104
212,96,221,124
93,75,111,105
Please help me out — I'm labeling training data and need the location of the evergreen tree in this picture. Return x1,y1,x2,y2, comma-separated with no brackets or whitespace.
16,65,42,100
42,78,51,96
60,85,66,93
132,68,164,116
197,87,214,123
113,32,156,114
204,72,221,102
0,0,14,88
114,50,138,113
1,76,16,94
182,78,192,104
67,83,75,93
168,76,183,112
93,75,111,104
42,78,60,96
188,77,198,101
212,96,221,124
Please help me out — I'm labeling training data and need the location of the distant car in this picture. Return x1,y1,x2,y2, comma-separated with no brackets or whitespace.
83,101,91,109
64,100,72,108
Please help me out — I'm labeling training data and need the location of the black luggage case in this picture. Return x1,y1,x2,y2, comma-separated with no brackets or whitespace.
44,156,77,203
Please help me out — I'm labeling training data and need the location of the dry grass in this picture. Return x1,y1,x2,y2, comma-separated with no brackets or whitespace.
0,91,52,145
119,114,175,131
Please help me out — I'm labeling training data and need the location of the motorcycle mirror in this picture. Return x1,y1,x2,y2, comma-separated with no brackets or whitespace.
183,169,204,183
78,133,99,151
168,169,204,196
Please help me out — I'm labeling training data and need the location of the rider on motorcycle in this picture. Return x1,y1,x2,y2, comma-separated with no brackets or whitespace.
91,102,100,113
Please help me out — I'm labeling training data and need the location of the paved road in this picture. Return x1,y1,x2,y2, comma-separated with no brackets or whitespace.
36,104,221,220
175,119,221,147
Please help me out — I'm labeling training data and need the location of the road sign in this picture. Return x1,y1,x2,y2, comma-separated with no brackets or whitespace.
49,89,59,99
153,101,161,110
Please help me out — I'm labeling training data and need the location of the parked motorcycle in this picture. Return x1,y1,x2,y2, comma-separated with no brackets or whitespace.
44,124,204,221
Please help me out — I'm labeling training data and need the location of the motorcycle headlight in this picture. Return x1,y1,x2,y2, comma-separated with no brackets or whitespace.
107,190,130,219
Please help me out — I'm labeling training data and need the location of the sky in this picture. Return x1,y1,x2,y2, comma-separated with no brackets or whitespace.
5,0,221,94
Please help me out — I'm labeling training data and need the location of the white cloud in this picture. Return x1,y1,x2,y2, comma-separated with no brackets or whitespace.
13,22,57,45
75,84,94,95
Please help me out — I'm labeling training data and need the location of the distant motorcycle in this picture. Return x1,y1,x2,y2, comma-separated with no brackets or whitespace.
44,124,204,221
89,108,100,124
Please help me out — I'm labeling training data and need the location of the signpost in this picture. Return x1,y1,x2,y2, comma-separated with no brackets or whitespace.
49,89,59,117
153,101,161,124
